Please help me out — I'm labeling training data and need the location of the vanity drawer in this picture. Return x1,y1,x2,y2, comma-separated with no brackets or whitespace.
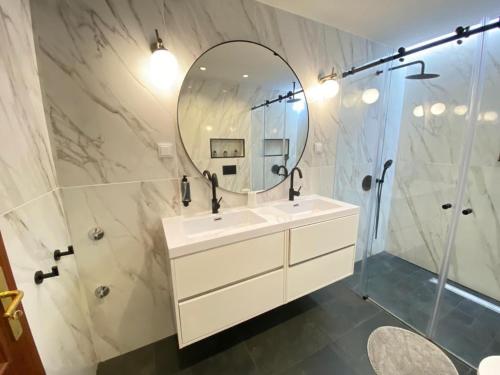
289,214,358,265
179,269,284,344
287,245,355,301
173,232,285,299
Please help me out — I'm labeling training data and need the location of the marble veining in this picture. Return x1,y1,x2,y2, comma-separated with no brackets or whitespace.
62,179,180,360
29,0,390,361
0,190,97,374
0,0,56,215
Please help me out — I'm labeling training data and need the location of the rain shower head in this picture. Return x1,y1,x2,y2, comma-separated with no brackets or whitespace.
406,72,440,80
286,81,302,103
388,60,440,80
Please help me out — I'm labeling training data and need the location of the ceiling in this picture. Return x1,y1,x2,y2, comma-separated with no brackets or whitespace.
257,0,500,47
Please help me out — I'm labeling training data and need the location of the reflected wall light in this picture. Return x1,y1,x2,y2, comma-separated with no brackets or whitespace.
413,105,424,118
150,29,178,89
453,105,468,116
361,88,380,104
483,111,498,122
318,68,340,99
430,102,446,116
292,93,306,113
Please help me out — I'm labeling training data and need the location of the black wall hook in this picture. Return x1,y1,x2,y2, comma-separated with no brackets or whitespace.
54,245,74,261
34,266,59,285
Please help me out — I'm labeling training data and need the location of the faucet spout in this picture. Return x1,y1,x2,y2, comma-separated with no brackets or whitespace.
203,170,222,214
289,167,303,201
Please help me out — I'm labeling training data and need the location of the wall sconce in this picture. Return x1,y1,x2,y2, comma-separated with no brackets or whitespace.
150,29,178,89
318,68,340,99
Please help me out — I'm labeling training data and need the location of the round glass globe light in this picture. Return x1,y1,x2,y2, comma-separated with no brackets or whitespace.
149,48,178,89
321,79,340,99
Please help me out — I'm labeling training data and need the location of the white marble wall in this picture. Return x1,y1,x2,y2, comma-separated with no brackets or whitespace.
61,180,180,360
179,77,257,192
0,191,97,374
0,0,56,216
29,0,389,361
0,0,96,373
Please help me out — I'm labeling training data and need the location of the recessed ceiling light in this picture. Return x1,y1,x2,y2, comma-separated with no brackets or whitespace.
242,74,249,78
199,66,207,71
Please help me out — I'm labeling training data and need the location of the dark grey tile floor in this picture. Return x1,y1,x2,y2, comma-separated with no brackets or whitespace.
98,277,474,375
345,251,500,369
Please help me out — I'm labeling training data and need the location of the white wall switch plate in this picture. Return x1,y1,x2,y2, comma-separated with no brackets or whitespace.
157,142,174,158
314,142,323,154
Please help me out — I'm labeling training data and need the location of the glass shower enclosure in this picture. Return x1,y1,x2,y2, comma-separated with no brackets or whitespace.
334,18,500,368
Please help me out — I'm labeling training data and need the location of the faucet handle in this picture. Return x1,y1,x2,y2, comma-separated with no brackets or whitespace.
297,186,302,196
217,196,223,207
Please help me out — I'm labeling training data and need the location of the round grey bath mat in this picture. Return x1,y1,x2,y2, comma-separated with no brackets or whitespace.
367,326,458,375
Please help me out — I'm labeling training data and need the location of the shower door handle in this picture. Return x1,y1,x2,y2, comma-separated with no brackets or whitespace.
462,208,473,215
441,203,452,209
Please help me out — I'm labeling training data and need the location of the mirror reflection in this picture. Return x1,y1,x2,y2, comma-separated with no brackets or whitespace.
178,41,308,193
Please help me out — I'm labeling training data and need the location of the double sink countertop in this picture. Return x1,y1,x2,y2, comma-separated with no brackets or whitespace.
162,194,359,259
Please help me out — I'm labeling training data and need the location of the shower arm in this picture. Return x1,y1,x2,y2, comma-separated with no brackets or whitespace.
387,60,425,75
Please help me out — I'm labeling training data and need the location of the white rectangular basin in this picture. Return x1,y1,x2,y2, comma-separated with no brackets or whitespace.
163,195,359,258
273,198,342,215
183,210,267,237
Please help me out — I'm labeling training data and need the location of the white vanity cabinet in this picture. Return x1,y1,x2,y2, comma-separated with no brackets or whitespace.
164,196,360,348
286,215,359,301
170,232,286,347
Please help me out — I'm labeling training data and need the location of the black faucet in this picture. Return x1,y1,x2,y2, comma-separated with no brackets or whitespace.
289,167,303,201
203,170,222,214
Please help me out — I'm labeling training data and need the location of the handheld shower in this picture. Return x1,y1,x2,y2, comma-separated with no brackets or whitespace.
375,159,393,239
380,159,393,182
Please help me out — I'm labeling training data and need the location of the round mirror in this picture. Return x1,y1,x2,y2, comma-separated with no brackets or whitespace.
178,41,309,193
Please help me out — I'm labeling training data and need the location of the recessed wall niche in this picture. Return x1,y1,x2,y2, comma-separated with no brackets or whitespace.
210,138,245,158
264,138,289,157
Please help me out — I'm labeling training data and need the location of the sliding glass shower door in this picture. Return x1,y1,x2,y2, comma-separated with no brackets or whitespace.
335,17,499,369
430,20,500,367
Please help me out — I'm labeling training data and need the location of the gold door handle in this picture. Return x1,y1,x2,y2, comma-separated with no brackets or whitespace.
0,290,24,319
